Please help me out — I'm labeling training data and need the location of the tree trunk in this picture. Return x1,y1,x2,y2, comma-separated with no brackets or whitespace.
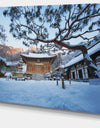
69,74,71,84
56,79,58,85
62,78,65,89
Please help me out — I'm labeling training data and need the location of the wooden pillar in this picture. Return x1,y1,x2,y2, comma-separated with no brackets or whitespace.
56,79,58,85
69,74,71,84
62,78,65,89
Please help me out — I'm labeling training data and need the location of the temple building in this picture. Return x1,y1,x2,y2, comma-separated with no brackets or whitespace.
0,60,19,74
21,52,56,80
64,42,100,81
53,42,100,81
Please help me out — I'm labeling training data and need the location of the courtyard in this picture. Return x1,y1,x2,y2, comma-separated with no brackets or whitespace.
0,78,100,114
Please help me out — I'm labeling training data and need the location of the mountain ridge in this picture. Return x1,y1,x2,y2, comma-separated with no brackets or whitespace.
0,44,38,61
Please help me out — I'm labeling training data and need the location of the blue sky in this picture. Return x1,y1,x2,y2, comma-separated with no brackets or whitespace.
0,7,28,50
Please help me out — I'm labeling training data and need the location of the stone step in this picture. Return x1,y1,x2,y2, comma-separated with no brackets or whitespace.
32,73,44,80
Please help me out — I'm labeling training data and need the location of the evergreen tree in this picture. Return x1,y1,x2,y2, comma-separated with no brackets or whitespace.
3,4,100,78
0,25,7,43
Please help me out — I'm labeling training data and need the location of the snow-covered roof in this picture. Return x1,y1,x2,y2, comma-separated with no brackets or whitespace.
64,42,100,68
53,65,65,72
6,61,19,66
21,52,56,59
0,56,19,66
0,57,6,63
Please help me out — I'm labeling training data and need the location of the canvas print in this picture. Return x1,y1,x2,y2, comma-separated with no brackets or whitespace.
0,3,100,114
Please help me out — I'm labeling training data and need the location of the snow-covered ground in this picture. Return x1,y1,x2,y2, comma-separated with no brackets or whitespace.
0,78,100,114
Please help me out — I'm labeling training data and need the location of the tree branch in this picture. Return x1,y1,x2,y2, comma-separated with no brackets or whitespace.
78,14,100,22
60,4,97,42
54,40,88,55
64,29,100,41
20,24,38,36
76,4,90,19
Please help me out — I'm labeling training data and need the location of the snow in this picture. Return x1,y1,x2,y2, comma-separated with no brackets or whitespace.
63,42,70,45
22,64,26,73
6,61,19,66
89,78,100,85
21,52,56,58
84,54,92,61
96,55,100,60
54,65,65,71
64,42,100,68
59,65,65,68
64,54,83,67
0,57,6,63
88,42,100,55
89,62,97,70
5,72,12,77
45,73,51,77
0,78,100,114
0,57,19,66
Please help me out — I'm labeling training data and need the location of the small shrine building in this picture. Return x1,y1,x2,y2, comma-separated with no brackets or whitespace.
21,52,56,79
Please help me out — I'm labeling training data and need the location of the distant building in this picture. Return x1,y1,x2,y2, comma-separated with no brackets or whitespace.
0,55,27,79
21,52,56,80
6,61,19,72
0,57,22,74
0,57,19,78
1,61,19,73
